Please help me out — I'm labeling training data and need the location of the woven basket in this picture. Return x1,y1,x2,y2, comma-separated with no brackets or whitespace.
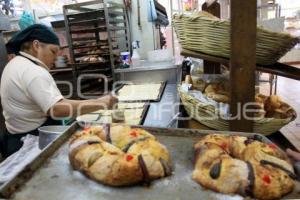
178,86,297,135
173,12,300,66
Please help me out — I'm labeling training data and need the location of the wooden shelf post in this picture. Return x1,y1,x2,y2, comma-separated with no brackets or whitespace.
202,0,221,74
230,0,257,132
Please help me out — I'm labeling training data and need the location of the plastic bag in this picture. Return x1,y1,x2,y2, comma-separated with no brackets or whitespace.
0,135,40,184
147,0,157,22
18,11,35,30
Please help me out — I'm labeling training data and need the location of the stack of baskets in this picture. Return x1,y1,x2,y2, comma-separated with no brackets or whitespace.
178,86,297,135
173,12,300,65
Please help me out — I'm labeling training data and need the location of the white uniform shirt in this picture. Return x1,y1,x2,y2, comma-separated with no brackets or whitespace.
0,52,63,134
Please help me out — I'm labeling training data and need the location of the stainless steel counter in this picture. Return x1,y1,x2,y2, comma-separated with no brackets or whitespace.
114,61,180,73
115,61,182,84
114,61,182,128
143,84,179,128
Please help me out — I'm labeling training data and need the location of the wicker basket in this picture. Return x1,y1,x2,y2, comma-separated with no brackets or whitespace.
178,86,297,135
173,12,300,66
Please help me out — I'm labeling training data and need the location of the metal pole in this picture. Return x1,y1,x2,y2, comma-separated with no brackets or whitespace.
170,0,175,56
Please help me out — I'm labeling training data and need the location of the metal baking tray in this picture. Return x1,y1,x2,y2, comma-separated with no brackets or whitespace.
0,123,300,200
72,44,109,50
114,82,167,103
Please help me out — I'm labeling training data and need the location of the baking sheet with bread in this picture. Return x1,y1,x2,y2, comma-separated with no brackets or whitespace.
76,103,148,125
2,124,300,200
69,124,172,186
69,125,299,199
193,134,297,200
116,83,165,102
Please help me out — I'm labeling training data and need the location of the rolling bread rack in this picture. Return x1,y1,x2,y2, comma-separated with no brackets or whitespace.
63,0,130,97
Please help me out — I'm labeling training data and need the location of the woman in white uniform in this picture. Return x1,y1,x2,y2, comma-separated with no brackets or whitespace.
0,24,117,158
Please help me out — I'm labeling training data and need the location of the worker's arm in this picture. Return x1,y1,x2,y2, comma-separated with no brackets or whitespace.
286,148,300,161
48,94,118,118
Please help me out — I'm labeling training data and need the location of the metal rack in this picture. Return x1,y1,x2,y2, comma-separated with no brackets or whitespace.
63,0,130,98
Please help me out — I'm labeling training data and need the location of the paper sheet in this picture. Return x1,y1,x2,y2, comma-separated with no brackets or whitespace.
182,86,230,118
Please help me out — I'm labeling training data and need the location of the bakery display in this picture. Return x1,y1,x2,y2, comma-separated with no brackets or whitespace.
193,134,296,200
182,77,231,103
255,94,295,119
68,125,172,186
72,40,111,63
204,83,230,103
117,83,164,101
181,77,295,119
77,55,106,63
173,11,299,66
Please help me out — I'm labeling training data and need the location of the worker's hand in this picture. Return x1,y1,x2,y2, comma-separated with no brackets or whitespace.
98,94,118,109
286,148,300,162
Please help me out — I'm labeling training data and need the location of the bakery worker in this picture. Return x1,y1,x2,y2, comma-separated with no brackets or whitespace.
0,24,117,158
286,148,300,162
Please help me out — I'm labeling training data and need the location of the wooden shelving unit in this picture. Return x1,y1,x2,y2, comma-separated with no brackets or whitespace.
177,0,299,133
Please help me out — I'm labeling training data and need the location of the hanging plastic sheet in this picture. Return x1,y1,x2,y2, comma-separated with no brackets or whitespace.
147,0,157,22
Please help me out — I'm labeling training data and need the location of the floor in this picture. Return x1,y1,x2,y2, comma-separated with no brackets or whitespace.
259,72,300,151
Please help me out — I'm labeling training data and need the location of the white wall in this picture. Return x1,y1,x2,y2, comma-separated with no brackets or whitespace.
129,0,156,59
277,0,300,17
111,0,156,59
280,49,300,63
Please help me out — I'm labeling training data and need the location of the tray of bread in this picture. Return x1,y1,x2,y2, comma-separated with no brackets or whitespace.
1,123,299,200
76,102,150,125
115,82,166,102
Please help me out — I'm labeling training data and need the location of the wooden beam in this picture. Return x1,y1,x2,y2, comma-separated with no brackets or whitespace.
201,1,221,74
230,0,257,132
256,62,300,81
181,49,300,81
181,49,228,65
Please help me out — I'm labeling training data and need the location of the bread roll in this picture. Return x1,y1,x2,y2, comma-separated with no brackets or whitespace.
68,125,172,186
185,75,193,85
193,134,295,200
265,95,281,111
